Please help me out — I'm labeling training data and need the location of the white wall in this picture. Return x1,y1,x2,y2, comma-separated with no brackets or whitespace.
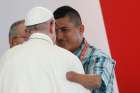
0,0,110,56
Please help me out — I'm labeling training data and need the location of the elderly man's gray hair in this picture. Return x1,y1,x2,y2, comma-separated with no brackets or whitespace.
9,20,24,40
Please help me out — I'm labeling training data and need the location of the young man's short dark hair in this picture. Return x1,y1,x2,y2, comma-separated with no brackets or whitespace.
53,6,82,27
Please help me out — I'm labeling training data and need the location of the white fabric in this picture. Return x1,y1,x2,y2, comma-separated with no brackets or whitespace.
0,33,90,93
113,73,119,93
25,7,53,26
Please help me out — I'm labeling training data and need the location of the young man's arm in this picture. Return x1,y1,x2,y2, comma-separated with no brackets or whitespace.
66,71,102,90
66,54,115,91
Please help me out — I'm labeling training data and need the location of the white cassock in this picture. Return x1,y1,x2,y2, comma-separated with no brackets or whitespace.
0,33,90,93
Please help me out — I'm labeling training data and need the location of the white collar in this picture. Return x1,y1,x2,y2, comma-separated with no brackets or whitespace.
29,33,54,45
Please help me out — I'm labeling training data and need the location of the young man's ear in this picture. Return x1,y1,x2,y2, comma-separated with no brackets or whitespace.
79,24,84,36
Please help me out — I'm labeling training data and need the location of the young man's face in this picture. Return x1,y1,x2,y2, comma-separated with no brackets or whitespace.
55,16,84,52
11,23,28,47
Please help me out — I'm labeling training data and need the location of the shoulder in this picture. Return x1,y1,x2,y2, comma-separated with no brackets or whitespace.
54,45,84,73
54,45,80,61
0,46,20,65
0,43,30,61
88,45,115,65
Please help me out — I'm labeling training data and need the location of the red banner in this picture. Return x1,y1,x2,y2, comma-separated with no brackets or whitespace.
100,0,140,93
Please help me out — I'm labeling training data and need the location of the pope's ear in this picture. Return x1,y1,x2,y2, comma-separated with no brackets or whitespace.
49,20,55,34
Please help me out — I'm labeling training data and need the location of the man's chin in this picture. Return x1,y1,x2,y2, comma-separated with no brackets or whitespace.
58,44,66,49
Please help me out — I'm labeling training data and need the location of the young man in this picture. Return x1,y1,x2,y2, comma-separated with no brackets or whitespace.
54,6,115,93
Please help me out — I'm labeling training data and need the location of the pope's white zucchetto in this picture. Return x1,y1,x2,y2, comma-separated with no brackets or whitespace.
25,6,53,26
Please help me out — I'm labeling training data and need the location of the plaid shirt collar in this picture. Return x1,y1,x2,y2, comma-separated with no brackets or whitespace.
73,38,85,58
